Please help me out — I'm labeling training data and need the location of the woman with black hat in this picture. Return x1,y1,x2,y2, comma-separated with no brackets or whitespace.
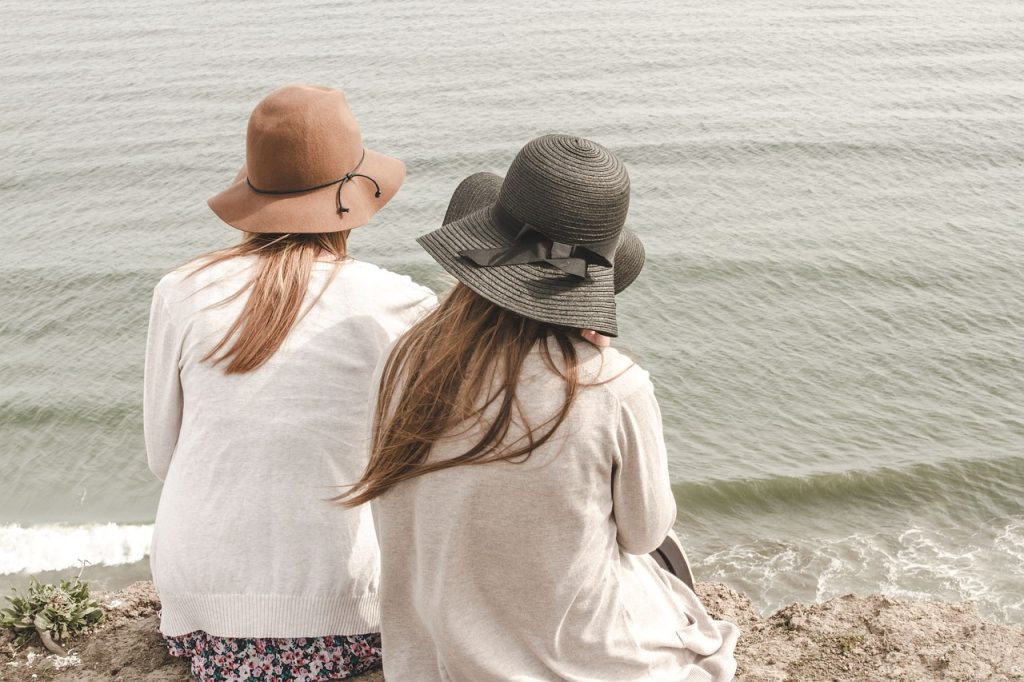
341,135,739,680
440,170,696,589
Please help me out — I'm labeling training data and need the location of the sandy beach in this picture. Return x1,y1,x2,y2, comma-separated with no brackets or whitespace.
2,581,1022,681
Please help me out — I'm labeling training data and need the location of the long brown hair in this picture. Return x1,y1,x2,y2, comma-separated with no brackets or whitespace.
340,284,582,507
190,231,349,374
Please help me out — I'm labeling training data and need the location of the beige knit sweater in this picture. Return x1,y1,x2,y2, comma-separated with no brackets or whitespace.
371,341,740,681
144,256,436,638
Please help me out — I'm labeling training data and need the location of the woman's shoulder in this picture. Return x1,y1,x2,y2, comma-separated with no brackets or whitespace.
152,255,253,305
151,263,194,306
578,345,653,402
342,259,433,292
337,260,437,310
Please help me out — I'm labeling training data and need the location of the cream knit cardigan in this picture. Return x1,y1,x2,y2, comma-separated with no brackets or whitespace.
144,256,436,637
372,342,740,681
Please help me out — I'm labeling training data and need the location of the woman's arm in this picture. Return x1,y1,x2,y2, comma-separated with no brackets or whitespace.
143,286,183,481
612,381,678,555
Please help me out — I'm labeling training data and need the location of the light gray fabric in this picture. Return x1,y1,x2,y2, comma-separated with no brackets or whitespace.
371,342,740,681
144,256,436,637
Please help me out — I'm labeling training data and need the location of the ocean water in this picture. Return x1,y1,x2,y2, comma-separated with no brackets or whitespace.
2,0,1023,623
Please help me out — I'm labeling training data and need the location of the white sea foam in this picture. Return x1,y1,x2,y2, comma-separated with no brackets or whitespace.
0,523,152,575
695,516,1024,624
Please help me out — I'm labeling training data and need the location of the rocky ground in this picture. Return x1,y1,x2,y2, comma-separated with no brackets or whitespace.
2,581,1022,681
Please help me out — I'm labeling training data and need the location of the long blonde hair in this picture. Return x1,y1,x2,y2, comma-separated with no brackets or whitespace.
339,284,582,507
190,231,349,374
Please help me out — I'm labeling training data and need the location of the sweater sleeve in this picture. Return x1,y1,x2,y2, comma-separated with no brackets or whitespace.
143,286,183,481
612,380,678,555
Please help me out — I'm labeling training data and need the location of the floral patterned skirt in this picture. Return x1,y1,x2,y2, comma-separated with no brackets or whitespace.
165,631,382,681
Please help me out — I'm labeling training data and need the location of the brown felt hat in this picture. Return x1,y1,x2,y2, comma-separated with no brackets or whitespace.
208,85,405,233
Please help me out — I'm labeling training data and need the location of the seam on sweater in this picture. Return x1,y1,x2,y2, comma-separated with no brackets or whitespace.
146,287,186,478
152,283,189,368
594,362,653,413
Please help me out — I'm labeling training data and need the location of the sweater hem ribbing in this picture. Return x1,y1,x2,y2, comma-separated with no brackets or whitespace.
158,593,380,639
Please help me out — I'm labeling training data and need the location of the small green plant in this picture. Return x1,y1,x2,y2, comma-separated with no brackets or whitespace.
837,632,866,655
0,576,104,653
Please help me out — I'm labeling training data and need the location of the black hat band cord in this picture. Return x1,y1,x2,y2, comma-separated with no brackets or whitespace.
459,204,619,280
245,148,382,215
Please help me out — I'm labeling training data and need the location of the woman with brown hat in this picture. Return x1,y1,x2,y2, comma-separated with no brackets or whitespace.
342,135,739,680
143,85,435,680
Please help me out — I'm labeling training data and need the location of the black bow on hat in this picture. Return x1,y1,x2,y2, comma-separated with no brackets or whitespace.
459,207,619,280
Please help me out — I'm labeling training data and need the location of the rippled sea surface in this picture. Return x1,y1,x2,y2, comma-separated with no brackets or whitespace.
2,0,1023,622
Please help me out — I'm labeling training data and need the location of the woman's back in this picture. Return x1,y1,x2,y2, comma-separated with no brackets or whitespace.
147,255,435,637
372,341,738,681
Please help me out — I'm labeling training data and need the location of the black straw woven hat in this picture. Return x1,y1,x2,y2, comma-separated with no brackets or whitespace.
441,171,646,296
419,134,631,336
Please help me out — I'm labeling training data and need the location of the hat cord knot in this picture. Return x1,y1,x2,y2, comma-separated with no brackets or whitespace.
245,148,383,217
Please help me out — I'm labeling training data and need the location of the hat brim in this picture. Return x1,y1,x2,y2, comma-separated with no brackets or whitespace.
207,147,405,234
417,204,618,337
613,229,645,294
